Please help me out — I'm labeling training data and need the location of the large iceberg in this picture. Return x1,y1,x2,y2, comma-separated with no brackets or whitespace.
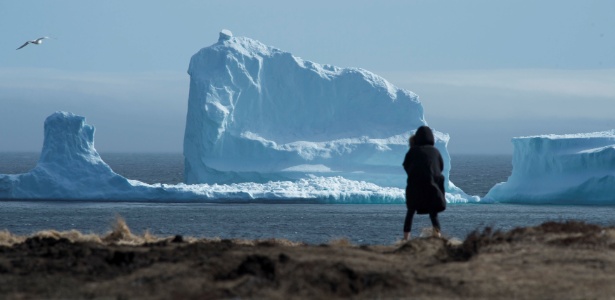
484,131,615,204
184,30,476,202
0,30,478,203
0,112,407,203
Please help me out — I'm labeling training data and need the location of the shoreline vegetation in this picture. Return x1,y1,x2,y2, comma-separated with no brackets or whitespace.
1,218,614,299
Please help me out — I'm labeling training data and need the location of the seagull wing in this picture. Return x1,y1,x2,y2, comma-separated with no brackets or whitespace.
16,42,30,50
36,37,50,42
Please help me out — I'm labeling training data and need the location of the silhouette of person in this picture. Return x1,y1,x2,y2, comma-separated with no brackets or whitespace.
402,126,446,240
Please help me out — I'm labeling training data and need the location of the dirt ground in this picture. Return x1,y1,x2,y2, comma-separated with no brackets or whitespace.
1,220,614,299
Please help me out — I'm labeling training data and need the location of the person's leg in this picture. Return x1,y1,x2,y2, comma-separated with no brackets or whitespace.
429,212,441,237
403,208,415,240
404,189,415,240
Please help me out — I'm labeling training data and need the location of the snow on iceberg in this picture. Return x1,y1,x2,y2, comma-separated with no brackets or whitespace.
484,131,615,204
0,112,406,203
184,30,477,203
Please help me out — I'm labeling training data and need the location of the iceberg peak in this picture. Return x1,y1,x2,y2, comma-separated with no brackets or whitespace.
218,29,233,42
40,111,104,167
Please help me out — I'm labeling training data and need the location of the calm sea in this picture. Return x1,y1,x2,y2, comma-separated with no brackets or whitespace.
1,153,614,244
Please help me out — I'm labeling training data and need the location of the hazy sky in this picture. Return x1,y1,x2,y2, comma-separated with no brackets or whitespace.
1,0,613,154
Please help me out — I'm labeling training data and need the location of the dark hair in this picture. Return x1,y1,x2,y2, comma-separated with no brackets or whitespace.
413,126,435,146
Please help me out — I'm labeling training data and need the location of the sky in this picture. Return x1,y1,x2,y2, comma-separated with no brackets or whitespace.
1,0,613,154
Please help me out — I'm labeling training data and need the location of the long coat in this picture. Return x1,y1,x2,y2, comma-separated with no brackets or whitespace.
402,126,446,214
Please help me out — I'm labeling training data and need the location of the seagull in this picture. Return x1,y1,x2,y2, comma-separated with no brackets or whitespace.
16,37,51,50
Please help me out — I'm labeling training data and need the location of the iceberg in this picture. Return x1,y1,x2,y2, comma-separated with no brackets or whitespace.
484,131,615,204
0,112,406,203
0,112,139,200
184,30,477,203
0,30,478,203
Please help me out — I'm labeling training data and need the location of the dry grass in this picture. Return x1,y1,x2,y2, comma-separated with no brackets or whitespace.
327,238,355,248
0,216,307,248
0,230,25,247
101,216,160,245
35,229,102,243
0,216,165,247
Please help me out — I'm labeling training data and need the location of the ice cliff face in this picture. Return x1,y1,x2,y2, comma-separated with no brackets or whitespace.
184,30,476,202
484,131,615,204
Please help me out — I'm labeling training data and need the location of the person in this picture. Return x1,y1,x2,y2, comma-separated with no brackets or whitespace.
402,126,446,240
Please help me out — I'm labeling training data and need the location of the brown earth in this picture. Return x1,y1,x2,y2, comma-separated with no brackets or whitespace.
1,219,614,299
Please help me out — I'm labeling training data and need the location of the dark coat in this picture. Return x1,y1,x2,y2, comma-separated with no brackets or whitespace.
402,126,446,214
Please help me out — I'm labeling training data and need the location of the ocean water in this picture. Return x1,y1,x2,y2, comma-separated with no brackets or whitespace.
1,153,614,245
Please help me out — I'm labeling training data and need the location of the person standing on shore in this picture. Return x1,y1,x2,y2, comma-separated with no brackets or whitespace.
402,126,446,240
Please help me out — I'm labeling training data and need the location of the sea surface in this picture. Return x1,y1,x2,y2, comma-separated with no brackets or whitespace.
1,153,614,245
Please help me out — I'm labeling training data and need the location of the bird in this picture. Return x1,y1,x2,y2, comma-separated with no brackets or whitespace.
16,37,51,50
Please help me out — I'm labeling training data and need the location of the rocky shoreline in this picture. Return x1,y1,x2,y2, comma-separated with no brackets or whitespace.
1,220,614,299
